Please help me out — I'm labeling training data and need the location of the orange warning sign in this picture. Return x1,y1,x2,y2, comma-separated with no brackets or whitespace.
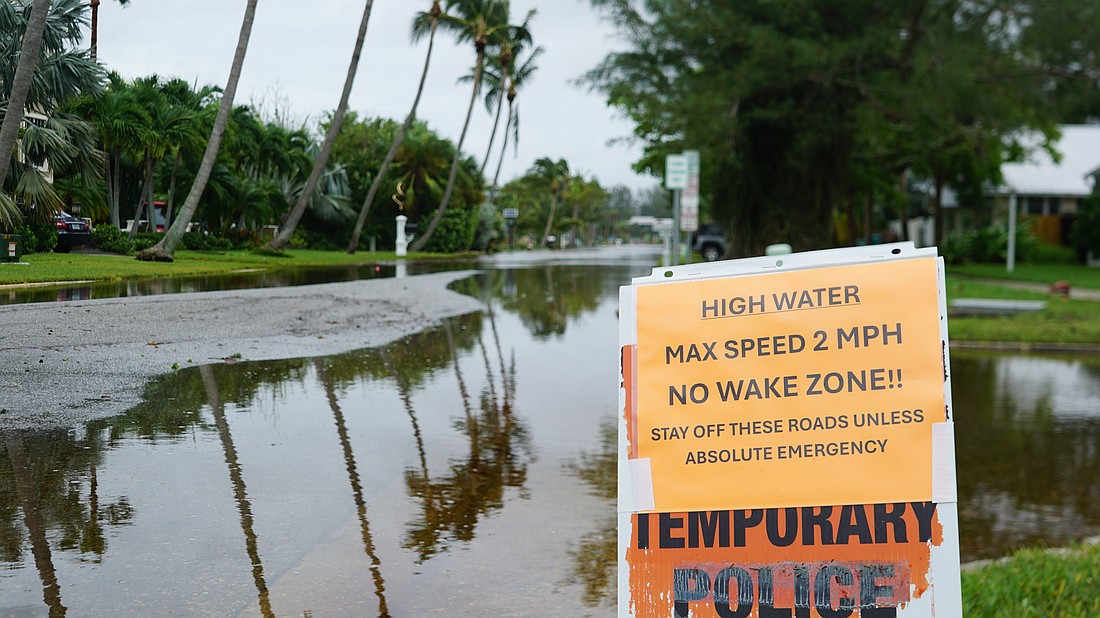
631,258,945,512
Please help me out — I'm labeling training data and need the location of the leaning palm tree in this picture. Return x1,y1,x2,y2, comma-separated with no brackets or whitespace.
472,9,534,180
264,0,377,250
0,0,55,206
346,0,443,254
486,43,542,204
137,0,260,261
409,0,514,252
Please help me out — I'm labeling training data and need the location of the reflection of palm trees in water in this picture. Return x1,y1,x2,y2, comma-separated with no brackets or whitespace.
314,359,390,617
563,418,617,608
401,315,530,562
4,432,67,617
199,365,274,618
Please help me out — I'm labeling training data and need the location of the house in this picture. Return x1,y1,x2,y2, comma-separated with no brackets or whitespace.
990,124,1100,246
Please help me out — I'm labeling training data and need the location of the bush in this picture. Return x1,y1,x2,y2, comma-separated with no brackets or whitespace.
12,225,38,254
420,206,478,254
132,232,164,251
91,224,134,255
1071,193,1100,256
181,231,233,251
940,224,1041,265
472,203,504,252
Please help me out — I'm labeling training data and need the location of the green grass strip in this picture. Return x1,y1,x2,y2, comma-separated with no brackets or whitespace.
962,542,1100,617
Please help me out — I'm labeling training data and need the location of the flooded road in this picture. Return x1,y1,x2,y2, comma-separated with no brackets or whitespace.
3,248,1100,614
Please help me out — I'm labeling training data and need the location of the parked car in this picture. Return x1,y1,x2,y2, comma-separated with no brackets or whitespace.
55,211,91,252
691,223,728,261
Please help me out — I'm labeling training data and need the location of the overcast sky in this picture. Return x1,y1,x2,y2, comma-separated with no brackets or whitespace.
96,0,656,193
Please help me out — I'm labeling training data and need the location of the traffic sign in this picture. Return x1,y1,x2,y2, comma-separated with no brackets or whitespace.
665,154,688,190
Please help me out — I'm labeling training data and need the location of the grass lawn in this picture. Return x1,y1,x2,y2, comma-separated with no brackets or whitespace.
945,276,1100,344
962,542,1100,617
0,249,466,286
951,261,1100,289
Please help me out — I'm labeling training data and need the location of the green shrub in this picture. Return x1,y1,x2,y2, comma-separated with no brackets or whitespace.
12,225,38,254
420,206,478,253
131,232,163,251
226,228,260,249
1071,193,1100,256
181,231,233,251
91,224,134,255
472,203,504,252
940,224,1041,265
32,223,58,253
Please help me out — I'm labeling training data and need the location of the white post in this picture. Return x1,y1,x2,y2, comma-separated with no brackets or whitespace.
1007,194,1017,274
395,215,408,257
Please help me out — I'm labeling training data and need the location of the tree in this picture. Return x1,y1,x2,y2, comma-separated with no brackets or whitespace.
264,0,376,250
410,0,513,252
486,42,542,205
585,0,1100,255
0,0,55,226
473,8,534,180
138,0,260,261
1,0,104,228
347,0,443,254
528,157,569,246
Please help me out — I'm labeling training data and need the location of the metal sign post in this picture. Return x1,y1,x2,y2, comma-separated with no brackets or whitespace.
665,154,689,266
503,208,518,250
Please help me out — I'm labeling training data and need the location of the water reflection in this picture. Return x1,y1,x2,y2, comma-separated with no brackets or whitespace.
953,351,1100,560
5,255,1098,614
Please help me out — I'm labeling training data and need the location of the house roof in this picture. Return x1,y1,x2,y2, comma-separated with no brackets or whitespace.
995,125,1100,197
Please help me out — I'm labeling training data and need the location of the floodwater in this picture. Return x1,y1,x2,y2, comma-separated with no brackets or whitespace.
2,248,1100,615
0,261,470,305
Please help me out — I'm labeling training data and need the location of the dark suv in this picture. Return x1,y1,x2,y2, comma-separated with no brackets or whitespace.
55,211,91,252
691,223,728,261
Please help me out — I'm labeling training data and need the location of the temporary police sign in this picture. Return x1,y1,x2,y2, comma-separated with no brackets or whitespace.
618,243,961,617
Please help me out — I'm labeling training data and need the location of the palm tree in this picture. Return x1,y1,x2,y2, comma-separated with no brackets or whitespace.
1,0,104,227
138,0,260,261
530,157,569,246
77,74,144,227
346,0,443,254
0,0,57,224
487,43,541,204
410,0,514,252
126,76,196,238
472,9,534,180
264,0,377,250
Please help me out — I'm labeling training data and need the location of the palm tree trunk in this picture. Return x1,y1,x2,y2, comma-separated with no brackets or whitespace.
90,0,101,59
541,196,558,247
199,365,274,618
165,150,181,228
410,52,485,252
316,360,391,616
486,101,513,205
128,156,154,239
0,0,52,191
480,82,507,178
137,0,259,261
265,0,376,250
5,433,68,617
347,13,439,254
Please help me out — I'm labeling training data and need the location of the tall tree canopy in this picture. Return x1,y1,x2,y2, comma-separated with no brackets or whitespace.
585,0,1100,255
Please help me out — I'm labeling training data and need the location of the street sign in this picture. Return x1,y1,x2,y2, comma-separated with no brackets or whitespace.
665,154,688,190
618,243,961,617
680,150,700,233
503,208,519,220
